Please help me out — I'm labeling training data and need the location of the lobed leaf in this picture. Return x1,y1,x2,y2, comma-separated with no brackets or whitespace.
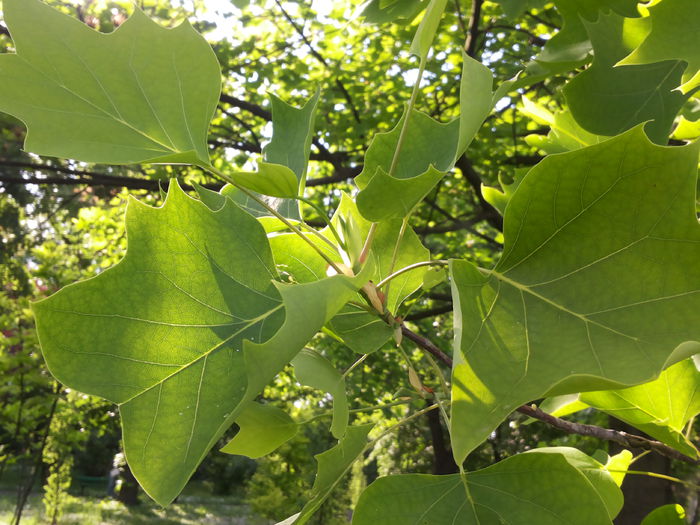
292,348,349,439
619,0,700,92
563,12,687,144
581,357,700,458
355,55,495,222
0,0,220,165
352,448,618,524
220,402,297,458
450,126,700,463
33,182,365,505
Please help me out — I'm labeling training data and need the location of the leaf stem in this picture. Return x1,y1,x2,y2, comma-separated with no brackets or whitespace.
200,164,344,275
297,196,346,250
605,469,700,491
342,353,369,379
376,260,448,290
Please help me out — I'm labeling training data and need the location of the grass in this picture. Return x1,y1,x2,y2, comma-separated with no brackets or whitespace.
0,486,272,524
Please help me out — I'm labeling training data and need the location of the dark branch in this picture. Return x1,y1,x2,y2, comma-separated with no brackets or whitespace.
455,155,503,231
464,0,484,58
403,322,700,466
273,0,362,124
516,404,699,466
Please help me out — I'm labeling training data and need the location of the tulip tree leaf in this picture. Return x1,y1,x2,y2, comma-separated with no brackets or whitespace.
619,0,700,91
580,358,700,458
641,504,689,525
360,0,428,25
326,304,394,355
264,90,319,187
355,55,495,222
33,181,365,505
292,348,349,439
563,11,687,144
0,0,220,165
520,96,605,154
450,127,700,464
216,91,320,222
220,402,298,458
409,0,447,60
535,0,640,65
289,424,373,525
227,162,299,199
353,448,617,524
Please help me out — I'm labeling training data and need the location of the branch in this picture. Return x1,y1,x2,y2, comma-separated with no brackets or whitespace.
516,404,699,466
455,155,503,231
402,323,700,466
464,0,484,58
273,0,362,124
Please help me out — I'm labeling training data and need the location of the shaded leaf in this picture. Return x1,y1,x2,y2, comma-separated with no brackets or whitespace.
360,0,428,25
0,0,220,164
326,304,394,355
292,348,349,439
33,182,365,505
355,55,495,222
292,424,373,525
220,402,297,458
450,127,700,463
353,448,617,524
563,11,687,144
536,0,639,65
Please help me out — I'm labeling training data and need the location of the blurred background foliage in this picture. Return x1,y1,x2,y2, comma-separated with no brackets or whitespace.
0,0,698,523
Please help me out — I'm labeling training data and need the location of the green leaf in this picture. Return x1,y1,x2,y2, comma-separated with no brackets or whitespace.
0,0,220,165
228,162,299,199
409,0,447,60
213,90,320,222
290,424,373,525
292,348,349,439
580,358,700,458
450,127,700,464
520,96,605,154
536,0,639,65
220,402,297,458
563,11,687,144
264,90,320,188
360,0,428,25
353,448,617,524
619,0,700,91
355,55,495,222
496,0,545,20
641,504,688,525
538,393,589,419
481,168,528,217
604,450,633,487
33,181,365,505
326,304,394,355
422,267,446,290
528,447,623,519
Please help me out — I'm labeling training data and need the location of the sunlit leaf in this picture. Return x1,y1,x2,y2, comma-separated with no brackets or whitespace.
33,182,365,505
220,402,298,458
450,127,700,463
0,0,220,164
353,448,618,524
581,357,700,458
563,12,687,144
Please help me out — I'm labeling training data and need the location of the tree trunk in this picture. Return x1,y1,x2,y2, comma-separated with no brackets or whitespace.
426,405,458,475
